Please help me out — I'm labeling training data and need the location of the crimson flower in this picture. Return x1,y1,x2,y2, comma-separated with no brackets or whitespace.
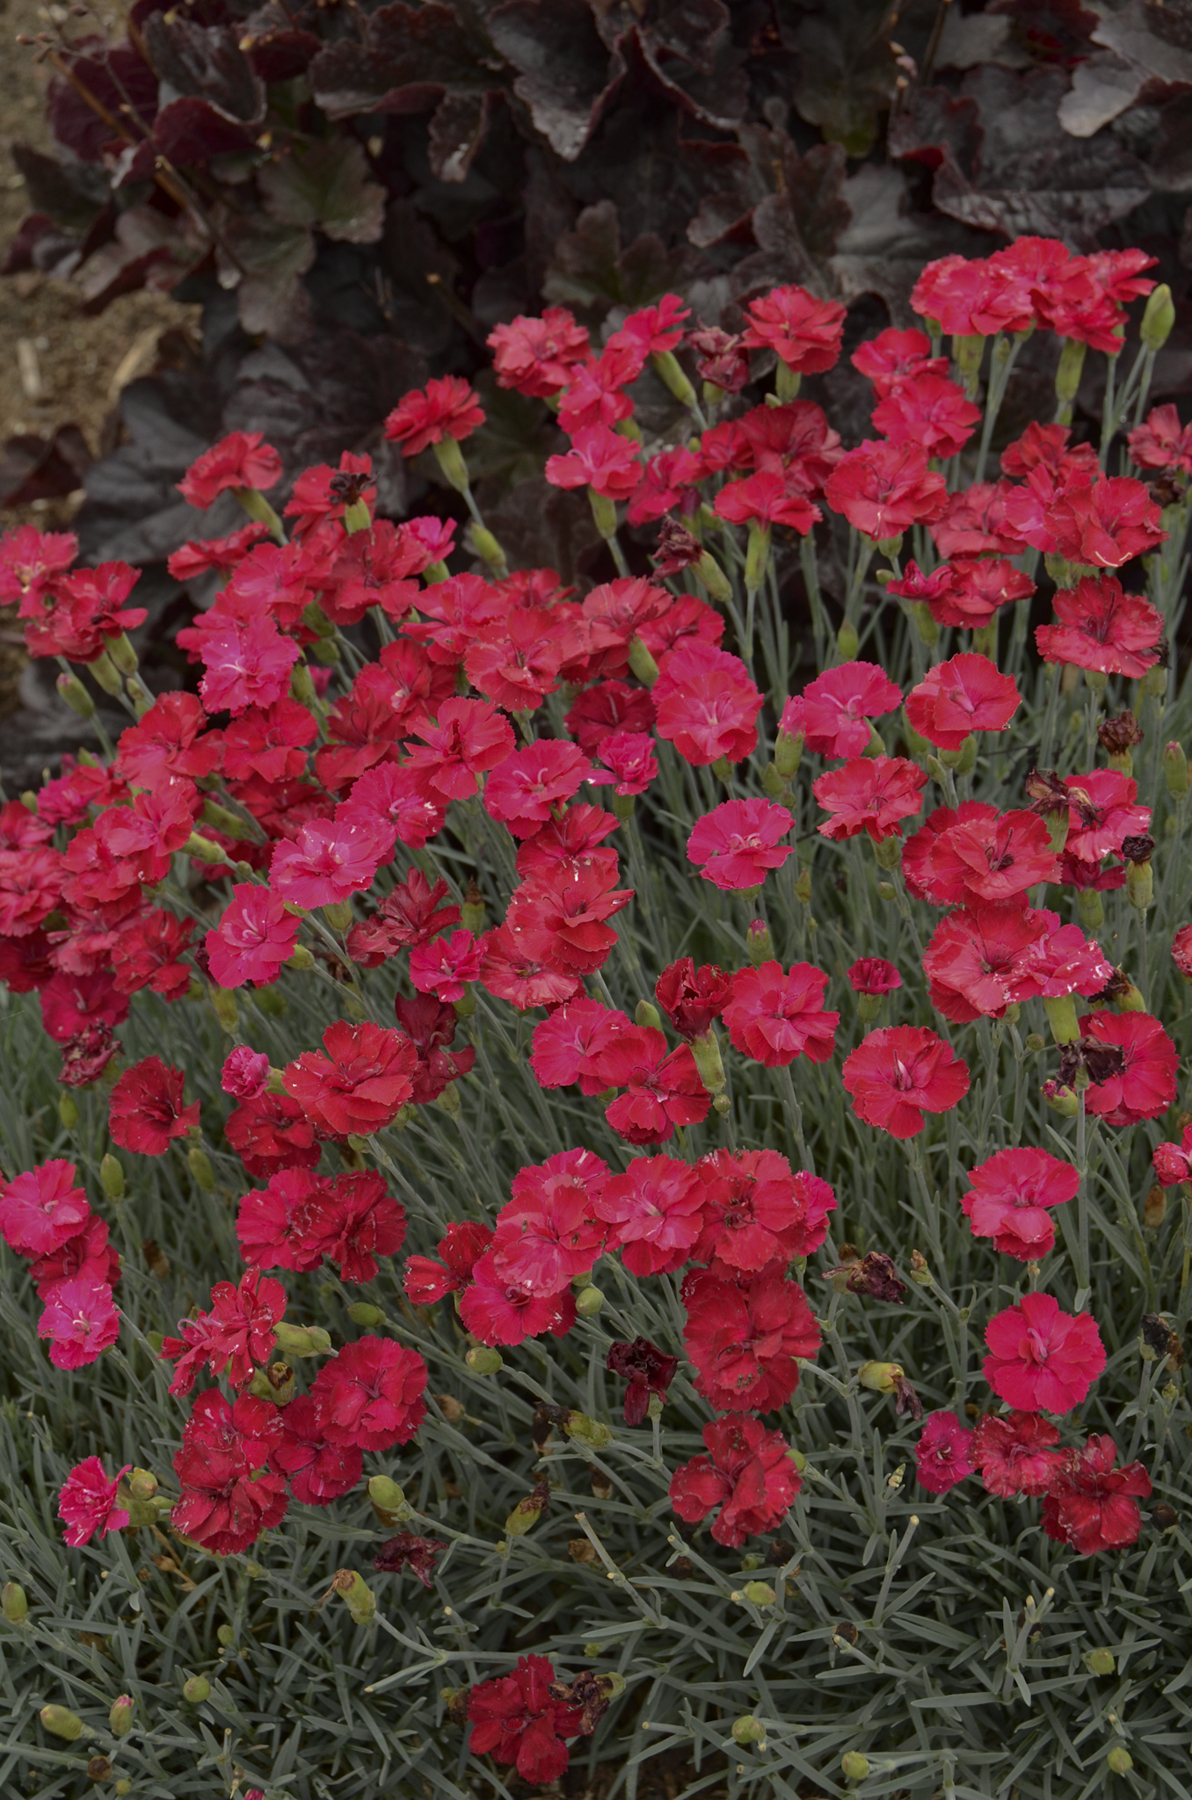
28,1215,118,1298
488,307,591,397
171,1390,287,1555
1174,923,1192,980
347,868,461,968
222,1046,270,1101
0,1159,90,1256
38,1275,120,1369
873,372,981,458
606,1337,679,1425
922,903,1109,1023
465,606,566,712
384,375,484,456
906,804,1057,907
407,697,514,801
593,1154,705,1274
1035,577,1164,680
971,1410,1061,1496
655,958,731,1040
852,326,948,396
161,1272,287,1396
485,741,591,838
58,1457,130,1547
394,993,476,1106
374,1530,447,1586
565,679,655,751
270,1393,362,1506
1008,474,1165,569
914,1411,973,1494
801,661,902,758
488,1149,609,1296
1128,403,1192,475
545,424,641,500
459,1255,576,1346
590,730,659,797
687,798,794,891
983,1292,1106,1413
742,284,846,373
1078,1011,1178,1127
225,1090,320,1179
847,957,902,997
682,1266,821,1412
670,1414,802,1547
813,756,927,842
236,1167,332,1272
1041,1436,1152,1556
905,654,1021,752
960,1147,1079,1261
607,293,690,362
1061,769,1151,866
530,997,631,1093
177,432,282,508
467,1654,584,1786
477,924,582,1011
824,441,947,539
713,468,820,533
506,862,633,976
692,1151,836,1270
653,641,763,766
282,1020,419,1136
270,816,394,911
1153,1126,1192,1188
911,253,1033,336
404,1220,494,1305
184,596,299,717
841,1026,969,1139
309,1337,428,1451
722,961,838,1068
409,929,482,1003
108,1057,199,1155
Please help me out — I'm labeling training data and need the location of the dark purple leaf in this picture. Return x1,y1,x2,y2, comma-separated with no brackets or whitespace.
141,16,266,125
46,40,159,163
989,0,1101,66
428,90,493,183
489,0,626,161
542,197,697,317
9,142,109,231
0,427,92,509
309,2,496,121
633,0,749,129
257,140,386,244
1,213,57,276
240,5,322,83
153,96,259,166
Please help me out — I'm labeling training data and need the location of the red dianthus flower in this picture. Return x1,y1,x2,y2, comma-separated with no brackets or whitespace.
813,756,927,842
722,961,839,1068
960,1147,1080,1261
983,1292,1106,1414
108,1057,199,1155
309,1337,428,1451
1041,1435,1152,1556
384,376,484,456
670,1414,802,1547
841,1026,969,1138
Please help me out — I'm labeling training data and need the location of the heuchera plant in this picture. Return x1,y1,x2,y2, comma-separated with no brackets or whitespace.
1,237,1191,1798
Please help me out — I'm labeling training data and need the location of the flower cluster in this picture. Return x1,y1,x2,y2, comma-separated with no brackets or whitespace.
3,238,1187,1789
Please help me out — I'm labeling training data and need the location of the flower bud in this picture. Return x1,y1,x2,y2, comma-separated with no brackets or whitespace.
323,901,353,933
873,837,901,871
1116,981,1146,1013
1165,741,1189,797
1077,888,1103,933
272,1322,332,1358
432,435,471,493
287,944,315,972
1144,1186,1167,1229
115,1782,132,1795
99,1154,125,1201
732,1715,766,1747
436,1392,466,1422
2,1580,28,1623
795,869,813,903
1042,994,1081,1045
761,760,787,799
367,1475,407,1527
41,1705,84,1740
837,619,859,661
185,831,232,865
468,524,507,572
697,550,732,605
628,635,659,687
56,671,95,717
690,1028,726,1095
746,920,772,966
460,880,486,934
575,1284,605,1317
1106,1747,1133,1775
911,601,940,648
1126,863,1153,913
58,1091,79,1130
953,331,984,384
331,1567,376,1626
1042,1080,1079,1117
108,1694,135,1737
652,348,697,408
564,1411,613,1450
187,1146,216,1192
712,1091,731,1114
291,661,317,707
1141,283,1175,353
635,999,662,1031
128,1469,158,1501
466,1345,503,1375
775,726,804,781
1055,336,1087,404
857,1360,902,1394
89,650,124,696
589,489,619,541
742,1580,776,1606
505,1483,549,1537
775,361,801,402
348,1302,384,1327
1086,1648,1115,1676
744,521,771,591
842,1751,871,1782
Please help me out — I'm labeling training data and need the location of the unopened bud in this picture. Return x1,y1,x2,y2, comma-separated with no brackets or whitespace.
794,869,812,903
2,1581,28,1623
761,760,787,799
331,1567,376,1625
628,635,659,687
367,1475,408,1527
575,1285,605,1317
1077,888,1104,933
1042,1080,1080,1118
460,880,485,934
1086,1648,1115,1676
323,901,353,933
291,662,317,707
775,727,804,780
1126,862,1153,913
187,1146,216,1192
1116,981,1146,1013
589,489,619,541
1042,994,1081,1045
432,435,471,494
56,671,95,717
837,619,859,661
99,1154,125,1200
744,521,771,591
1165,741,1189,797
1106,1747,1133,1775
1055,336,1088,404
697,550,732,605
909,1248,932,1286
347,1302,384,1327
690,1028,726,1095
635,999,662,1030
857,1360,902,1394
272,1322,332,1358
564,1411,613,1449
651,347,697,408
58,1091,79,1130
468,524,507,572
742,1580,776,1606
1141,283,1175,353
108,1694,135,1736
873,836,901,871
41,1705,83,1740
911,601,939,647
466,1345,503,1375
288,944,315,971
733,1714,766,1746
128,1469,158,1501
841,1751,871,1782
89,651,124,696
185,832,231,865
746,919,772,966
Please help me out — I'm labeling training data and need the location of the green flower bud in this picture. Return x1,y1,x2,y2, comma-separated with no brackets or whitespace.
837,620,860,661
108,1694,135,1736
744,521,771,591
732,1715,766,1746
635,999,662,1030
1106,1747,1133,1775
505,1485,549,1537
1086,1648,1115,1676
58,1092,79,1130
841,1751,871,1782
1164,741,1189,797
873,836,902,871
564,1411,613,1450
185,832,231,865
651,348,697,407
272,1322,332,1359
1042,994,1081,1045
742,1580,776,1607
1077,887,1104,933
182,1676,211,1704
115,1781,132,1795
761,760,788,800
628,635,659,687
1126,860,1153,913
128,1469,158,1502
2,1580,28,1623
200,799,252,840
291,662,317,708
1141,283,1174,353
747,919,773,965
690,1028,726,1095
794,869,813,903
89,651,124,696
775,362,801,402
331,1567,376,1626
41,1704,84,1740
99,1154,125,1201
343,499,371,534
589,489,619,541
1055,337,1088,404
311,636,340,666
187,1146,216,1192
235,487,284,537
466,1345,503,1375
575,1285,605,1318
1042,1081,1079,1118
858,1360,902,1394
323,901,353,933
56,672,95,717
348,1302,384,1327
368,1475,409,1527
911,601,940,648
697,550,732,605
287,944,315,973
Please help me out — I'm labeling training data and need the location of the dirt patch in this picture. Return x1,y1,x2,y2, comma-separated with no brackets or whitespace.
0,0,198,743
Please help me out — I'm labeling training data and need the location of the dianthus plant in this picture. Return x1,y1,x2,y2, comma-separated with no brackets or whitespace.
2,240,1192,1800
